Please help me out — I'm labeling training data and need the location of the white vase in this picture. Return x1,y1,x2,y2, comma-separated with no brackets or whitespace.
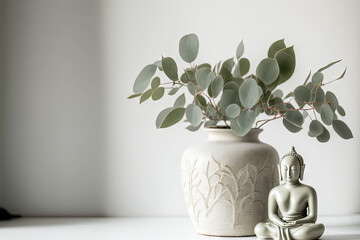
181,128,279,236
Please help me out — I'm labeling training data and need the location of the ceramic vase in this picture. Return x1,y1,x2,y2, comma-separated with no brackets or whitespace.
181,128,279,236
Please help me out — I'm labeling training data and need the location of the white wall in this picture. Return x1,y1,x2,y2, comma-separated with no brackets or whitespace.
1,0,359,217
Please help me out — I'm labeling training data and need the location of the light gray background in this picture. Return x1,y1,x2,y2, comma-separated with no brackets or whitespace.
0,0,359,217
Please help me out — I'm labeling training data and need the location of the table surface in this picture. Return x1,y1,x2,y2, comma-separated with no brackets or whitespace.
1,215,360,240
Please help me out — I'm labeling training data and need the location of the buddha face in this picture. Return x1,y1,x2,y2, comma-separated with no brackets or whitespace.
281,156,301,183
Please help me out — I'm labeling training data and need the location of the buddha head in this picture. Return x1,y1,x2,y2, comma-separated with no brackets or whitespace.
278,146,306,182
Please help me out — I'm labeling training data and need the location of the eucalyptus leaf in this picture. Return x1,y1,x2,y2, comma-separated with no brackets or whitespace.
337,68,346,80
332,120,353,139
320,103,334,125
151,77,161,89
173,93,186,107
294,85,311,105
256,58,280,85
187,82,197,95
275,52,295,84
278,46,295,62
219,67,232,81
133,64,157,93
204,120,218,128
337,105,346,116
220,89,237,112
223,81,239,92
284,91,293,99
283,118,302,133
186,122,203,132
196,95,207,108
232,110,255,136
196,68,213,91
140,89,153,103
206,105,218,120
312,72,324,84
180,73,189,83
303,70,311,85
313,87,325,112
326,91,338,111
236,39,244,59
308,120,324,137
128,93,142,99
156,107,185,128
151,87,165,100
268,39,286,58
226,104,241,119
222,58,235,72
211,76,223,98
239,78,261,109
285,110,303,127
179,33,199,63
316,125,330,143
272,89,284,98
154,60,163,71
162,57,178,81
317,59,341,72
239,58,250,76
186,104,203,126
168,87,180,95
198,63,212,69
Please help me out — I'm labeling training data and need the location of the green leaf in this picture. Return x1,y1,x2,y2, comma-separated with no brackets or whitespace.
162,57,178,81
312,72,324,84
337,68,346,80
181,69,196,83
332,120,353,139
256,58,280,85
326,91,338,111
151,77,160,89
231,110,255,137
313,87,325,112
133,64,157,93
284,91,293,99
317,59,342,72
140,89,153,103
220,89,238,112
168,87,180,95
279,46,295,62
151,87,165,100
186,103,203,127
173,93,186,107
195,95,207,108
222,58,235,72
211,75,224,98
236,39,244,59
239,78,261,109
187,82,197,95
196,68,213,91
180,73,189,83
275,52,295,84
337,105,346,116
239,58,250,76
179,33,199,63
316,125,330,142
156,107,185,128
308,120,324,137
283,118,302,133
285,110,303,127
128,93,142,99
226,104,241,119
320,103,334,125
198,63,211,69
294,85,311,105
186,122,203,132
219,67,232,81
268,39,286,58
303,70,311,85
154,60,163,71
204,120,218,128
206,105,218,120
272,89,283,98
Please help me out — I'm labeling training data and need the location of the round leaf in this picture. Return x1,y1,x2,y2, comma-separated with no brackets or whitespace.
239,58,250,76
187,82,197,96
195,95,207,108
151,87,164,101
162,57,178,81
337,105,346,116
272,89,284,98
179,33,199,63
312,72,324,84
196,68,213,91
133,64,157,93
198,63,211,69
283,118,302,133
320,103,334,125
313,87,325,113
236,39,244,59
151,77,160,89
268,39,286,58
332,120,353,139
316,125,330,143
173,93,186,107
156,107,185,128
294,85,311,104
308,120,324,137
285,110,303,127
211,75,224,98
256,58,280,85
231,110,255,137
275,52,295,83
220,89,237,111
186,104,203,127
239,78,261,109
226,104,241,119
326,91,338,111
140,89,153,103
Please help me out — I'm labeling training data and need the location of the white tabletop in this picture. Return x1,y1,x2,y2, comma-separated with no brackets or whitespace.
1,215,360,240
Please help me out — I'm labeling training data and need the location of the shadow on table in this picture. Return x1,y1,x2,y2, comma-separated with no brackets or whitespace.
322,234,360,240
0,217,104,228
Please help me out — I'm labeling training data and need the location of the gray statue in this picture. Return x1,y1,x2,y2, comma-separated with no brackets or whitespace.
254,146,324,240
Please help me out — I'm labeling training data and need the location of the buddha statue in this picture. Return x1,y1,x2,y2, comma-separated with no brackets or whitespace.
254,146,325,240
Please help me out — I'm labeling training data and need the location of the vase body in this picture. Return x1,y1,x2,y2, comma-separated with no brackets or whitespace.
181,128,279,236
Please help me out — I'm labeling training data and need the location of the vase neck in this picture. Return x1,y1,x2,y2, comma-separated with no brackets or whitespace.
206,128,262,142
